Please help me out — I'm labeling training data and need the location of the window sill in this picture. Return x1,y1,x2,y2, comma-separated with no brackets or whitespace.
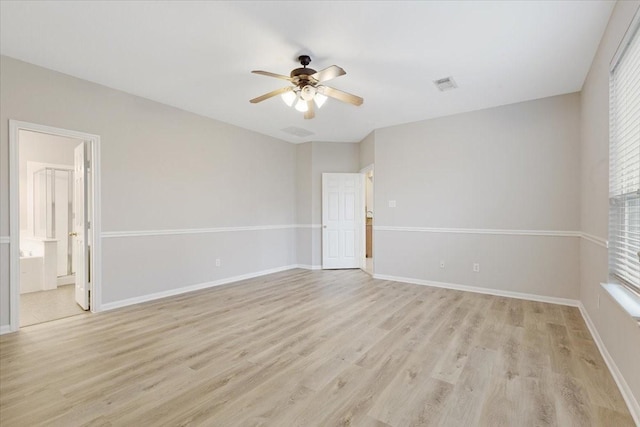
601,282,640,323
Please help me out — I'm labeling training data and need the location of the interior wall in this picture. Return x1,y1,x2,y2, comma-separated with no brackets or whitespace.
0,244,8,328
579,0,640,417
359,131,375,169
310,142,360,225
373,93,581,299
310,142,360,266
0,55,297,318
295,142,313,267
295,141,360,267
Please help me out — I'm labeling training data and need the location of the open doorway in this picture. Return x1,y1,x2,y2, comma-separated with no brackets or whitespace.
361,165,374,275
9,121,101,331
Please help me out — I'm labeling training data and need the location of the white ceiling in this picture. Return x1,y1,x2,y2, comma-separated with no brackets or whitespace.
0,1,614,143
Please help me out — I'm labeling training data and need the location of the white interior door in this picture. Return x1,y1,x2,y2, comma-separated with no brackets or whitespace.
322,173,364,269
73,143,89,310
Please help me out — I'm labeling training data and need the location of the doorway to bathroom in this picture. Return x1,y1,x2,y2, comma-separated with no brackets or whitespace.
9,121,102,331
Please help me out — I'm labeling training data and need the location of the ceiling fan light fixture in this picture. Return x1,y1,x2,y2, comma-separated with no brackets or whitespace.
250,55,363,118
281,90,296,106
314,93,327,108
295,98,308,112
300,85,317,101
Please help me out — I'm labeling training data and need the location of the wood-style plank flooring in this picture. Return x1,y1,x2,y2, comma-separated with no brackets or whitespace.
0,269,634,426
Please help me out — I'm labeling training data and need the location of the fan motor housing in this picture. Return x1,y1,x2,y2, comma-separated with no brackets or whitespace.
290,67,317,79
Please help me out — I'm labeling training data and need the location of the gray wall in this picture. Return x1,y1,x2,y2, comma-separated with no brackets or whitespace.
359,131,375,170
295,143,313,266
580,0,640,413
0,244,8,326
310,142,360,225
295,141,360,267
373,93,581,299
1,56,297,318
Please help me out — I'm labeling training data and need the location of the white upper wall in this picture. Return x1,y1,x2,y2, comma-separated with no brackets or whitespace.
1,55,296,235
375,93,581,231
580,2,639,238
295,143,313,226
359,131,374,170
310,142,360,225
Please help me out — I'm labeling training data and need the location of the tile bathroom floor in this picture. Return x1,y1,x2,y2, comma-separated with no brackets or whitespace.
20,284,88,327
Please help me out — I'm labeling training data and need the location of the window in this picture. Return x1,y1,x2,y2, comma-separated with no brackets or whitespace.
609,17,640,293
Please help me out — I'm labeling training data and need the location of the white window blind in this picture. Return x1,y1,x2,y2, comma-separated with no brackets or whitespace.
609,20,640,292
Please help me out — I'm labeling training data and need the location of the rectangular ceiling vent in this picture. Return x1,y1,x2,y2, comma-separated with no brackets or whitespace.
281,126,314,137
433,77,458,92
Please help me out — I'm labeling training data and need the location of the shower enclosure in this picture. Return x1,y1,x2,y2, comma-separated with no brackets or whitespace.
33,167,75,278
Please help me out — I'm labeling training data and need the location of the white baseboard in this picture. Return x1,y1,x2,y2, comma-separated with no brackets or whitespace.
100,265,299,311
372,274,579,307
295,264,322,270
0,325,13,335
57,276,75,286
578,303,640,425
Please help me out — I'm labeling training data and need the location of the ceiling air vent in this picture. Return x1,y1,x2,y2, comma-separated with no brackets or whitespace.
281,126,314,137
433,77,458,92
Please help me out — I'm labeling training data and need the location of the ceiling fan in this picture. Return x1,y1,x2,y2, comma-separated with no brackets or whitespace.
250,55,363,119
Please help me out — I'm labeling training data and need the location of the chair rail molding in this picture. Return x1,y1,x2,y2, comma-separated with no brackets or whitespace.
101,224,321,238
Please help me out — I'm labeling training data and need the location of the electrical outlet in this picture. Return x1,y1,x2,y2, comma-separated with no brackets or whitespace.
473,263,480,272
388,200,397,208
215,258,221,267
440,261,445,268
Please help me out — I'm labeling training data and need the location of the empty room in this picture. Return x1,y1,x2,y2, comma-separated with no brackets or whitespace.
0,1,639,426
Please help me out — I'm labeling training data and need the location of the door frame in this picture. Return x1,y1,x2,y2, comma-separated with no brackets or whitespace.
360,164,374,273
8,120,102,332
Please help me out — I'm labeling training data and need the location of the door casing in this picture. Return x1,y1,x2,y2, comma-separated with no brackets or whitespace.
73,142,90,310
8,120,102,332
360,164,374,274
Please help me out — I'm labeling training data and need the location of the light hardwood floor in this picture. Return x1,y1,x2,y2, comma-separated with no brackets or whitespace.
0,269,634,426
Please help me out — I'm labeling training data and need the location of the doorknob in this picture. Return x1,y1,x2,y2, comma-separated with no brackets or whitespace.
69,232,78,237
323,225,327,229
